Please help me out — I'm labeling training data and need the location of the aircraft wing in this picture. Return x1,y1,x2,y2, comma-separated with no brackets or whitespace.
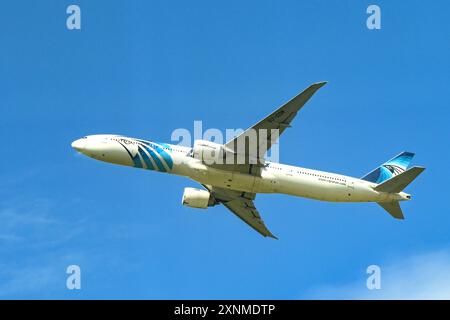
203,185,277,239
224,81,327,168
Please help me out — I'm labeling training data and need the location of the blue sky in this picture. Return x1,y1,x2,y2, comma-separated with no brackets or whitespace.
1,0,449,299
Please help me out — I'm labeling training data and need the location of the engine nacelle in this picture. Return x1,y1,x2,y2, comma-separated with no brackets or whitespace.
192,140,224,165
181,187,214,209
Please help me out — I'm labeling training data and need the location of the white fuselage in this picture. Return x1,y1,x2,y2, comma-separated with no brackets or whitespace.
71,135,409,203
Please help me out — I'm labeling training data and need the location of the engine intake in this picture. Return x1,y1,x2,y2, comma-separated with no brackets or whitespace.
181,187,215,209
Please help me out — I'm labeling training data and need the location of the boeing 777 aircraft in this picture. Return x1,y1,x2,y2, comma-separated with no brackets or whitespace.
71,82,425,239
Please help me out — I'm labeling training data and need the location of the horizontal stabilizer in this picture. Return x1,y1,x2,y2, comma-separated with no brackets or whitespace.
378,201,404,219
374,166,425,193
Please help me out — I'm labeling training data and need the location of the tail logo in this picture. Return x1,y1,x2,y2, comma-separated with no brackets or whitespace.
361,151,414,184
384,164,405,175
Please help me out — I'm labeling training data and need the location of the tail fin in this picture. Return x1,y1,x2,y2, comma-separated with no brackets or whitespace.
374,166,425,193
378,202,404,219
362,151,415,183
376,166,425,219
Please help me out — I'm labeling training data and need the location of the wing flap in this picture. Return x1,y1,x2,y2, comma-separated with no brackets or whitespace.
223,199,278,239
203,185,277,239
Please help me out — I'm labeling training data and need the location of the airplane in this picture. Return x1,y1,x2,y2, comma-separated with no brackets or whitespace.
71,82,425,239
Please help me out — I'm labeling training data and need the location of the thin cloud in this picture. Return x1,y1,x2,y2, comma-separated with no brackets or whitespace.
306,249,450,299
0,199,56,246
0,252,85,298
0,198,87,297
0,197,89,249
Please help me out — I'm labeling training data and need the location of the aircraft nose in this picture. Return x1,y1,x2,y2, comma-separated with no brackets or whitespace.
71,138,86,152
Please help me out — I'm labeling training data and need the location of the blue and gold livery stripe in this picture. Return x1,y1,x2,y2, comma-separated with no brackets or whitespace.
116,139,143,168
137,146,155,170
150,143,173,169
140,144,166,171
117,138,174,172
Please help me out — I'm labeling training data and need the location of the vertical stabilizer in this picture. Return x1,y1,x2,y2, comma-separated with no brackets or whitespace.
362,152,414,183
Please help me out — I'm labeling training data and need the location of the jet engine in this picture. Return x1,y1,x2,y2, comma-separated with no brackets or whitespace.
192,140,225,165
181,187,215,209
